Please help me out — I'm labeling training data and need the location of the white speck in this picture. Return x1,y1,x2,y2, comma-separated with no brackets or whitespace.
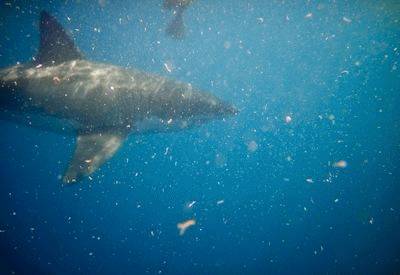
334,198,339,203
285,115,292,123
35,64,42,69
110,86,114,91
369,217,374,224
187,201,196,208
167,118,173,124
164,147,170,155
333,160,347,168
342,17,352,23
306,178,314,183
89,252,94,256
256,17,264,24
223,41,231,49
305,13,313,19
163,61,173,73
0,230,5,233
217,199,225,205
247,140,258,152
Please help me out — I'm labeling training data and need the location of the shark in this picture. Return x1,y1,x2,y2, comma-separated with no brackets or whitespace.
0,11,237,184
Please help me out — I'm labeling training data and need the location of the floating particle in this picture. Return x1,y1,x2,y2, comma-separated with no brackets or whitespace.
85,159,92,163
215,153,227,168
285,115,292,123
217,199,224,205
306,178,314,183
163,61,173,73
52,76,61,85
223,41,231,49
334,198,339,203
35,64,42,69
342,17,352,23
369,217,374,224
187,201,196,208
256,17,264,24
164,147,170,155
167,118,173,124
177,219,196,236
340,70,349,75
333,160,347,168
247,140,258,152
305,13,313,19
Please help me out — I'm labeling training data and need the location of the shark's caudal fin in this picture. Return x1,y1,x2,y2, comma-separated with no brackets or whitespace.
63,131,128,184
35,11,83,65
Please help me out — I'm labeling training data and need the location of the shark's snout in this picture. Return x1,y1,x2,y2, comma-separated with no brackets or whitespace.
214,100,238,117
223,103,239,116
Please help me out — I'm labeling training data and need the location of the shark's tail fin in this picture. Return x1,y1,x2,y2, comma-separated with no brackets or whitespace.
35,11,83,66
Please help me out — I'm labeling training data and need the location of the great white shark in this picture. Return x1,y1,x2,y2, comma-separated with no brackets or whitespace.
0,11,237,183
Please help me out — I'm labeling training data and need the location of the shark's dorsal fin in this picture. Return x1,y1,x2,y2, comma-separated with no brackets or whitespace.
35,11,83,66
63,131,128,184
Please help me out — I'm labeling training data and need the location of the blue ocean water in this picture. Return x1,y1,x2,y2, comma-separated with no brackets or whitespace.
0,1,399,274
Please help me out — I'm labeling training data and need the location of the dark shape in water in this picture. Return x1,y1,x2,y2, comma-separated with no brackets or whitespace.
164,0,194,39
0,11,237,184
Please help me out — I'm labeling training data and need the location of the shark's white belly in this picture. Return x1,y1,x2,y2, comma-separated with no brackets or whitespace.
133,116,191,134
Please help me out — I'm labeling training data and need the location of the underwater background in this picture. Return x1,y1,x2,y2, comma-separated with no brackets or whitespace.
0,0,399,274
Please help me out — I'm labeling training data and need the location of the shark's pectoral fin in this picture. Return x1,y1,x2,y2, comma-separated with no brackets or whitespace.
63,131,128,184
